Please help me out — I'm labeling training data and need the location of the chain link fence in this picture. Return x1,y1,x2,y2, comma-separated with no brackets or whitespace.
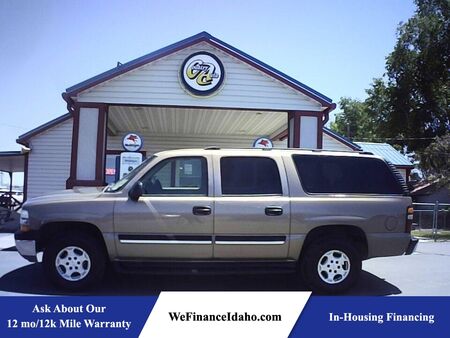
413,202,450,241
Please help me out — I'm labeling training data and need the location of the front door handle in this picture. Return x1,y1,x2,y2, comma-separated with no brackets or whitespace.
193,206,212,216
265,206,283,216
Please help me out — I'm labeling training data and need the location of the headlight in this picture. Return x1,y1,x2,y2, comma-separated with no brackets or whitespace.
20,210,29,225
19,210,30,231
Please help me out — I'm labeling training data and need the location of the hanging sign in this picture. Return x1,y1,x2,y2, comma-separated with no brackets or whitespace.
253,137,273,149
122,133,143,152
119,152,143,179
180,51,225,96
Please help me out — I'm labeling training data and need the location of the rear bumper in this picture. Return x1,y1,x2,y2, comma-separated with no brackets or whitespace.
405,238,419,255
366,233,416,258
14,230,39,262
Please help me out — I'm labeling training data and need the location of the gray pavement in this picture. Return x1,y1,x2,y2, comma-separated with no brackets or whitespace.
361,241,450,296
0,235,448,296
0,211,19,233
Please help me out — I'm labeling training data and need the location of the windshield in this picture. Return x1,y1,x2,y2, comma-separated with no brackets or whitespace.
104,155,155,192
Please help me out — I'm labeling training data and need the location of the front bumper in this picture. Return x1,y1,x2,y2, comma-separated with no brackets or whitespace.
405,237,419,255
14,230,39,262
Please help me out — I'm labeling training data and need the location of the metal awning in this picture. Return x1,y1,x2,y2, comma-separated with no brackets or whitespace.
0,151,24,173
355,142,414,167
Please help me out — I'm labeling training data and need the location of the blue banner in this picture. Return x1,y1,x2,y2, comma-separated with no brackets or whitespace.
291,296,449,338
0,296,157,338
0,295,448,337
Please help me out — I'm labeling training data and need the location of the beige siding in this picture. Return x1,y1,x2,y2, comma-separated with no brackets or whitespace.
250,134,353,151
273,139,288,148
107,133,269,154
27,119,73,198
322,133,353,151
109,134,288,154
107,133,356,155
78,42,323,111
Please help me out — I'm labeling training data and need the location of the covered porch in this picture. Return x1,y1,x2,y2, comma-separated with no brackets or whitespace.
0,151,25,222
106,105,290,152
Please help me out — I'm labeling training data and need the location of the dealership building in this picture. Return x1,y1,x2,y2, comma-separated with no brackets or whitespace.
1,32,413,201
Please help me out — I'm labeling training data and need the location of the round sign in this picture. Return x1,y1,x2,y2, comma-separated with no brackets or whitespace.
122,133,143,152
180,51,225,96
253,137,273,149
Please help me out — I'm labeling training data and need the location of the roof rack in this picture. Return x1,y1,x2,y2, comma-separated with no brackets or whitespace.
202,146,373,155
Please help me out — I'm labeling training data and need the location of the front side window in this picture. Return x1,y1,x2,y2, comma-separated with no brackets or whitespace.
220,157,282,195
140,157,207,196
105,156,154,192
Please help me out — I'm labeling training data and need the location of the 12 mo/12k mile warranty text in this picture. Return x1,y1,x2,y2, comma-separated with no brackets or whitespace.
4,303,133,331
7,318,132,330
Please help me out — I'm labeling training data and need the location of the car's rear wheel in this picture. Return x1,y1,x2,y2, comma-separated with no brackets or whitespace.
300,238,361,294
43,232,106,290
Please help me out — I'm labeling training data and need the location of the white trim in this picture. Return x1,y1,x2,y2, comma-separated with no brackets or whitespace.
119,239,212,245
215,241,285,245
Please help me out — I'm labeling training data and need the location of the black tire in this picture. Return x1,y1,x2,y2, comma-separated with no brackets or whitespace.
300,238,361,294
43,231,106,290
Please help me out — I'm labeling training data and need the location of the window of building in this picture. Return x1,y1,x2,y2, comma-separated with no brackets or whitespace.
220,157,282,195
105,151,146,184
105,154,119,184
140,157,207,196
292,155,404,195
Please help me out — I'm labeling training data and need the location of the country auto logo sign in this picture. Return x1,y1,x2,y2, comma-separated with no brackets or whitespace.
180,51,225,96
122,133,143,152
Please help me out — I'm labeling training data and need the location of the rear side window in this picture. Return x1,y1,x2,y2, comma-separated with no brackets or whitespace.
221,157,282,195
292,155,404,195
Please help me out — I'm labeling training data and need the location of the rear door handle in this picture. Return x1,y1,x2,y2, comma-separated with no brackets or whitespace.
265,206,283,216
193,206,212,216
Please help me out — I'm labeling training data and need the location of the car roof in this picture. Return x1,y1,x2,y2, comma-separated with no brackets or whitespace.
153,147,382,160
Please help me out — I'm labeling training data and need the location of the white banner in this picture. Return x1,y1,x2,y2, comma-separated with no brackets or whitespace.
140,291,311,338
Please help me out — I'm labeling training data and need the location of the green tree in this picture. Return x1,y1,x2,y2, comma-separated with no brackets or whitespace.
419,133,450,187
333,0,449,184
364,78,392,137
381,0,449,151
330,97,378,141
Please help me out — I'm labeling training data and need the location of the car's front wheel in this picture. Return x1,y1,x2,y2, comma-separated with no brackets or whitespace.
43,231,106,290
300,238,361,294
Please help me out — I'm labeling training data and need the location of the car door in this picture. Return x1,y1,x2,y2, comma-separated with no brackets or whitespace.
213,154,290,259
114,155,214,259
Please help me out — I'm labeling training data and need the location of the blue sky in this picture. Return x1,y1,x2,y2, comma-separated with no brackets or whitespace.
0,0,416,153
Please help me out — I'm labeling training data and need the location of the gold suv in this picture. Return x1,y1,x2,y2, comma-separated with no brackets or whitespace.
15,148,417,293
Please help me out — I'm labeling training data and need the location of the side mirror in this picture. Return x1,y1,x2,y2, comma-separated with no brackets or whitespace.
129,181,144,201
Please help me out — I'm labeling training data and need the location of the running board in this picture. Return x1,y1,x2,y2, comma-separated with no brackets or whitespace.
112,260,298,275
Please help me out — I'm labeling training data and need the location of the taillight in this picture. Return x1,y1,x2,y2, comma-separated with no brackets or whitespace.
406,206,414,233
